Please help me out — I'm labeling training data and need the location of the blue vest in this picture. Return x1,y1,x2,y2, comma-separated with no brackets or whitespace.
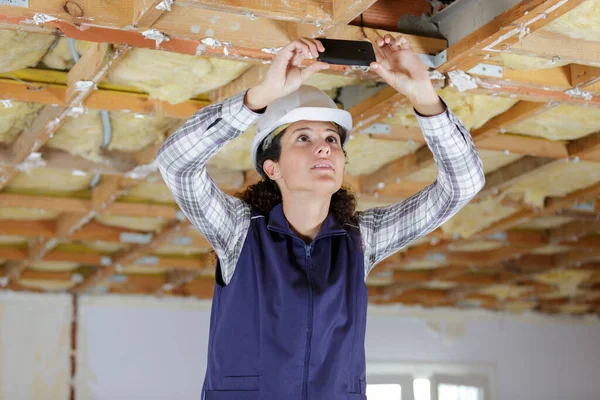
201,203,369,400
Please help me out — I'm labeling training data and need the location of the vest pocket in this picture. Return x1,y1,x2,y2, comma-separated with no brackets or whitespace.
204,376,259,400
204,391,259,400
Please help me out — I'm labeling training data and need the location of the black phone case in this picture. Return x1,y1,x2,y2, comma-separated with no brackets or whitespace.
317,38,376,66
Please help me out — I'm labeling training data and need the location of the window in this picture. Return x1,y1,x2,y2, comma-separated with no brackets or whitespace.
366,384,402,400
438,383,482,400
366,362,494,400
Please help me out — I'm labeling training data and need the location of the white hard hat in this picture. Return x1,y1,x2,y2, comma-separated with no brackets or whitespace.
251,85,353,176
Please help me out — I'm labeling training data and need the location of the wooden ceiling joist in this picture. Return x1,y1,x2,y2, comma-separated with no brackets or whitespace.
437,0,589,73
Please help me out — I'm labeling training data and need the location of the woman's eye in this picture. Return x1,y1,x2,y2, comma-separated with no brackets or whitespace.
327,136,338,144
298,135,309,142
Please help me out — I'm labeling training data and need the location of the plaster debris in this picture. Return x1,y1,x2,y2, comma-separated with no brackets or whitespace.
565,87,593,101
155,0,173,11
261,47,283,55
447,70,478,92
141,29,170,49
1,100,13,108
31,13,58,25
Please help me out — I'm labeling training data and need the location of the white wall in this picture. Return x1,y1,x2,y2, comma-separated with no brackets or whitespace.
2,292,600,400
365,306,600,400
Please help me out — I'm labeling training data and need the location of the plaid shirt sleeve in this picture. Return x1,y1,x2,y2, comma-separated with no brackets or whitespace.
358,98,485,280
156,90,260,285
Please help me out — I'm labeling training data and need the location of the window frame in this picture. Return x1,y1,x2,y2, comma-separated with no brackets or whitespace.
366,360,496,400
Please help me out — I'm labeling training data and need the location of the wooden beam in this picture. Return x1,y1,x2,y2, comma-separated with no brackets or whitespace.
471,101,549,143
10,105,68,164
566,130,600,162
349,0,431,31
438,0,589,73
509,30,600,68
72,220,189,293
331,0,378,25
133,0,169,27
0,78,210,119
0,5,444,65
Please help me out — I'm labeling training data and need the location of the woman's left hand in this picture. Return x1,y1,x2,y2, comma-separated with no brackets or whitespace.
370,34,444,115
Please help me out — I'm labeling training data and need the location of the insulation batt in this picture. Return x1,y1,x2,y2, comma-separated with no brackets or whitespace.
440,196,519,238
49,110,172,161
105,48,250,104
41,37,95,70
543,0,600,42
6,167,93,193
0,102,43,144
494,53,570,70
0,207,58,220
507,104,600,141
0,30,56,73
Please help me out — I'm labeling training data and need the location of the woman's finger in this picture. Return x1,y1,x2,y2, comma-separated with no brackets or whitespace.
298,37,319,59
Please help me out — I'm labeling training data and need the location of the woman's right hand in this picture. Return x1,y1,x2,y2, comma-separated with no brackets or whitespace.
245,38,330,111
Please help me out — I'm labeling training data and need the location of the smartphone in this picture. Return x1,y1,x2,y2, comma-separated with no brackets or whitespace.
317,38,376,67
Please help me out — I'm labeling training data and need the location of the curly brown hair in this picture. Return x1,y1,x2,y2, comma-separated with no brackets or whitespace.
235,124,359,228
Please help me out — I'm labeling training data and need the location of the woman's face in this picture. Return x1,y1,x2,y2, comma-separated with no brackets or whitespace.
264,120,345,196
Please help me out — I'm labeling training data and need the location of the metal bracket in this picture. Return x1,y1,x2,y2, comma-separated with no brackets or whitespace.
571,200,595,212
120,232,154,244
468,63,503,78
418,49,447,69
362,123,391,135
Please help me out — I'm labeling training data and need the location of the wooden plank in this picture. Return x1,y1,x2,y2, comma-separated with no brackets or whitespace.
133,0,168,27
0,79,210,119
65,42,112,105
331,0,378,25
0,165,18,191
11,105,68,164
476,134,569,159
438,0,589,73
566,130,600,161
0,220,55,238
349,0,431,31
72,220,188,293
0,4,444,64
548,220,600,244
513,30,600,67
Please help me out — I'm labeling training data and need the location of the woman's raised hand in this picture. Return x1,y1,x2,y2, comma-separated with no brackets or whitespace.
245,38,330,111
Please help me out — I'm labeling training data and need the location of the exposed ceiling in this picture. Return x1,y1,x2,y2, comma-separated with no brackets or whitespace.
0,0,599,318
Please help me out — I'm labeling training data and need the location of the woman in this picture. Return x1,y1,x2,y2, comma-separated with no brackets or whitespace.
157,35,484,400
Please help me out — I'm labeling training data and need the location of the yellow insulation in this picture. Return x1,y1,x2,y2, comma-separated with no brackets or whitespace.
409,149,522,182
105,48,250,104
384,89,518,131
543,0,600,42
449,240,504,252
6,167,93,193
0,102,43,143
503,161,600,208
494,53,570,70
0,207,58,220
477,284,533,301
123,182,176,204
530,245,572,255
0,235,27,245
29,261,79,272
440,196,520,238
40,37,95,70
533,269,593,297
49,110,171,161
0,30,56,73
17,279,76,291
507,104,600,141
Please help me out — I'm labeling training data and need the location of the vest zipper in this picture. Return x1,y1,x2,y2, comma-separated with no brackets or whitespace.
303,244,313,400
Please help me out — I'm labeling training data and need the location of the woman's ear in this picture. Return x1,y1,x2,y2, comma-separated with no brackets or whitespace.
263,160,281,180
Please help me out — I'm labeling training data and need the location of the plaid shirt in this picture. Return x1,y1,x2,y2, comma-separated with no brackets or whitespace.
157,90,485,285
